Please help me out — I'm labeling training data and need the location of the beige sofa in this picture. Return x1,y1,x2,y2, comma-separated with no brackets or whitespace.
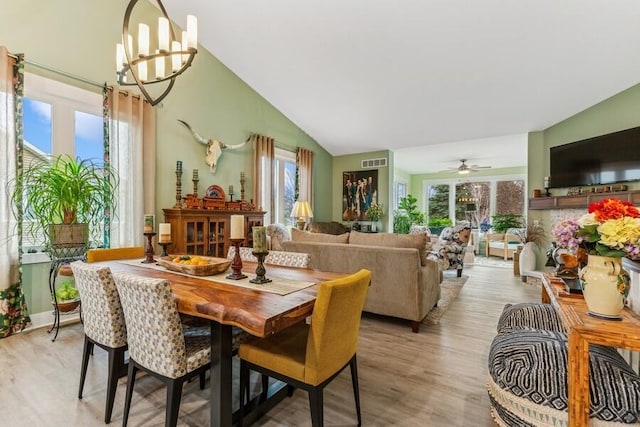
281,230,441,333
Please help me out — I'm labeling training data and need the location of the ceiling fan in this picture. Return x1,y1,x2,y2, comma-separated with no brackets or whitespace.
443,159,492,175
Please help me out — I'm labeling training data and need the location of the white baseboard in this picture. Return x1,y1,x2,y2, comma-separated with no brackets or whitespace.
25,310,80,333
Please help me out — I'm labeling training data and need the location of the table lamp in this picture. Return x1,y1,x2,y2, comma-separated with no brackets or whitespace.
291,200,313,230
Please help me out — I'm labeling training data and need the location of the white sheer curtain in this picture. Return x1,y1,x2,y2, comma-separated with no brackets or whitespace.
106,86,156,247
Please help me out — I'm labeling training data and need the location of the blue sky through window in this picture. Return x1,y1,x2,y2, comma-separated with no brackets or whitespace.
75,111,103,163
23,97,51,154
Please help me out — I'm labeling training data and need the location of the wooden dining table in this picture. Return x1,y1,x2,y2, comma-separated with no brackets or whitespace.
104,259,345,427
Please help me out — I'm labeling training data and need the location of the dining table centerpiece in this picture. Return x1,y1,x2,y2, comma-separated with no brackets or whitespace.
553,198,640,319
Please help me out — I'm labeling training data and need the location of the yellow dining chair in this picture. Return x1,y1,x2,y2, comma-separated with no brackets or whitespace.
86,247,144,263
238,269,371,427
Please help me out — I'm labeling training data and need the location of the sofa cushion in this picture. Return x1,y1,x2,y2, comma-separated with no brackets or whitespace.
349,231,428,266
307,221,349,235
291,228,349,244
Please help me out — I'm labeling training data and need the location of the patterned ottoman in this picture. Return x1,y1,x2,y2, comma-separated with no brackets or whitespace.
488,327,640,426
496,303,566,334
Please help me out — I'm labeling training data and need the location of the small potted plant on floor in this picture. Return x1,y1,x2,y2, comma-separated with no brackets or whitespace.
54,279,80,312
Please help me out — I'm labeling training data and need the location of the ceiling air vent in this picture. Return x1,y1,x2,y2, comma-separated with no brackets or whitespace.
361,158,387,169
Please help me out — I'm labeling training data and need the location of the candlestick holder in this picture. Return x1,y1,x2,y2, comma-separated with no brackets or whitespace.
226,238,248,280
158,241,171,257
142,232,157,263
240,172,246,201
175,168,184,208
192,176,199,198
249,250,272,284
544,186,551,197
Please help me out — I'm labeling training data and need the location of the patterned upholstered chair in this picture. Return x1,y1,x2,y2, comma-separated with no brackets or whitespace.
265,223,292,251
112,272,211,427
427,220,472,277
70,261,127,424
238,269,371,427
227,246,311,268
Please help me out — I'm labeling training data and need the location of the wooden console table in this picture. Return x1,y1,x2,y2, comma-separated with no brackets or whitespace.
541,275,640,426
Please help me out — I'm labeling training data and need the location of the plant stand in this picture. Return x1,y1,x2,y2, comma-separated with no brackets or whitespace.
48,245,86,342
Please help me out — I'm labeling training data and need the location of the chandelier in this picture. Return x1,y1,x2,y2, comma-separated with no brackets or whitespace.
116,0,197,106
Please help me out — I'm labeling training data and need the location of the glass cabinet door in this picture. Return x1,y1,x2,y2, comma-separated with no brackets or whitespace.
185,219,206,255
207,219,227,257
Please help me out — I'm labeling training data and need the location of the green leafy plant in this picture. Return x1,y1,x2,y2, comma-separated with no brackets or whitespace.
427,217,452,227
393,194,425,234
55,280,79,302
365,202,384,222
393,213,412,234
490,213,524,233
12,155,118,247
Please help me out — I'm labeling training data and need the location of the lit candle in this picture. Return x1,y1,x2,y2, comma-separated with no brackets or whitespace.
230,215,244,239
187,15,198,49
228,185,234,195
253,226,267,253
158,223,171,243
158,17,170,52
138,23,149,57
144,214,155,233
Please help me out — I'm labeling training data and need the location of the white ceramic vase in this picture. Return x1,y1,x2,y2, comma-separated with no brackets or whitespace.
519,242,536,281
580,255,630,319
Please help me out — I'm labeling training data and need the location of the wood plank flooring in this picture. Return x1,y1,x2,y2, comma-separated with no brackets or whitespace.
0,262,540,426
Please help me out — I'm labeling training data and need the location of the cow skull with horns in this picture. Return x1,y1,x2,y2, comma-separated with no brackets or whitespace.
178,120,253,173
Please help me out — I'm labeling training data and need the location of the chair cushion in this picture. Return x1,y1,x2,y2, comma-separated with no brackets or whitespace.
291,228,349,244
349,231,428,266
496,303,566,334
239,322,308,382
488,328,640,426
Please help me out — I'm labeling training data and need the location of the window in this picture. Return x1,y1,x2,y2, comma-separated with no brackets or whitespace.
395,181,407,208
22,73,103,250
272,148,296,227
423,175,525,228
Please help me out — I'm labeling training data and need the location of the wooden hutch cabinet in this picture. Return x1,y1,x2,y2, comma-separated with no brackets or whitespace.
162,208,265,257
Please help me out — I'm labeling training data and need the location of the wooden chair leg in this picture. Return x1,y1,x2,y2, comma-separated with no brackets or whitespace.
411,320,420,333
199,371,206,390
238,361,249,427
78,336,92,399
308,387,324,427
350,356,362,427
457,269,463,277
105,347,123,423
166,380,183,427
122,363,138,427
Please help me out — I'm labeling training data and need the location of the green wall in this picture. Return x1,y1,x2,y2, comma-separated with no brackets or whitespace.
1,0,332,320
333,150,392,231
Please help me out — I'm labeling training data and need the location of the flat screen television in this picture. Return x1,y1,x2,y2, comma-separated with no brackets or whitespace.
549,126,640,188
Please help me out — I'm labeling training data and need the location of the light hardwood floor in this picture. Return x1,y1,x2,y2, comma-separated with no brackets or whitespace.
0,262,540,426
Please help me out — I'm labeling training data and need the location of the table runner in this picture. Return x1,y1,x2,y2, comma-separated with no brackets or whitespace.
118,259,315,296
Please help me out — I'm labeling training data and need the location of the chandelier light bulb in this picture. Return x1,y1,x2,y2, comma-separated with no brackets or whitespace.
138,23,149,57
158,17,170,52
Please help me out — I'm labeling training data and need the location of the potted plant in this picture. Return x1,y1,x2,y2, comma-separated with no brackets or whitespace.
427,217,453,236
393,194,425,234
54,278,80,312
365,202,383,231
13,155,118,253
490,213,524,233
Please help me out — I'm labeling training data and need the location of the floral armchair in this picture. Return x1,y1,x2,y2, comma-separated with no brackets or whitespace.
427,220,472,277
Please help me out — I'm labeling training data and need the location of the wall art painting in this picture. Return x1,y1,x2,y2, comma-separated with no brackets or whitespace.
342,170,378,221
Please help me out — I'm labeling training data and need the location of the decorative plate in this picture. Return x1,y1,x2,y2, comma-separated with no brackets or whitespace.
206,185,226,200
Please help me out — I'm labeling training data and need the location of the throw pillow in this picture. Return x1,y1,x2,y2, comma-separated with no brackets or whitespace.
349,231,428,266
291,228,350,244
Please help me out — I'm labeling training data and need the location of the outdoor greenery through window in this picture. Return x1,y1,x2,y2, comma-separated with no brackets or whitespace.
425,176,525,229
273,148,296,227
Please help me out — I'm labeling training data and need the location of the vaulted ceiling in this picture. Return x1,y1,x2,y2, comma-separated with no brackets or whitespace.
162,1,640,174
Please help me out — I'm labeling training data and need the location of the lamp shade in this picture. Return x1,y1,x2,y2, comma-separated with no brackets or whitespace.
291,201,314,219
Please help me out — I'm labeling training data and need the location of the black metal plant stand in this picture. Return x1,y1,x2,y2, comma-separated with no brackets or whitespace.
48,245,86,342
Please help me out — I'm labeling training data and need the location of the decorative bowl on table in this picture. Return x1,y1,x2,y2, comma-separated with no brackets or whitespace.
157,255,231,276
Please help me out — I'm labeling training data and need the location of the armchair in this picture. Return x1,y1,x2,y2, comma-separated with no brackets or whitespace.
427,221,472,277
485,228,523,260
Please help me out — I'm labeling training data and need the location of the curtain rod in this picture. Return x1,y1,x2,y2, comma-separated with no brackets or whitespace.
7,52,142,101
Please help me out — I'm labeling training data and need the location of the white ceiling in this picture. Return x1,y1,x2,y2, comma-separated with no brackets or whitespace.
162,0,640,174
